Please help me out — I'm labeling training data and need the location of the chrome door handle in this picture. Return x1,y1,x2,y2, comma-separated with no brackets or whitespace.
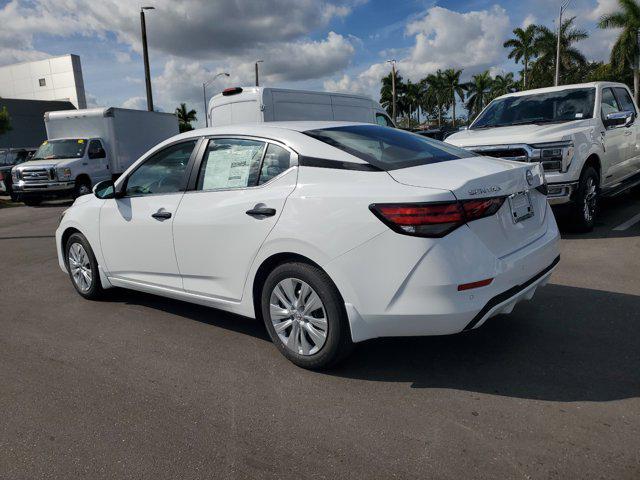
151,210,172,220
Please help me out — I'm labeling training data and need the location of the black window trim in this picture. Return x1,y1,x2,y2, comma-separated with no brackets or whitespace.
185,134,298,193
612,86,637,116
117,137,202,199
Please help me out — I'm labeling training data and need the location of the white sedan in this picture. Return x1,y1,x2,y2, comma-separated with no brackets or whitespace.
56,122,560,369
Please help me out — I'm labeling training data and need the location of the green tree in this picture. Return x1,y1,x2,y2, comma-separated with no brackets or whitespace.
531,17,588,87
598,0,640,102
491,72,518,99
0,106,11,136
423,71,450,127
175,103,197,132
503,25,538,89
380,70,405,119
465,71,494,121
442,68,465,127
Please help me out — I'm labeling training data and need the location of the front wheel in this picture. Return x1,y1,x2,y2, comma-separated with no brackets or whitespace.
260,262,353,369
571,166,599,232
65,233,104,300
23,196,42,206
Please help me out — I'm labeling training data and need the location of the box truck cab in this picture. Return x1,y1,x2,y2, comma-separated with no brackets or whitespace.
12,107,178,206
208,87,394,128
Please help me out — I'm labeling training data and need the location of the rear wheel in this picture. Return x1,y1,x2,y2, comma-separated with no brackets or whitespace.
571,166,599,232
260,262,353,369
65,233,104,299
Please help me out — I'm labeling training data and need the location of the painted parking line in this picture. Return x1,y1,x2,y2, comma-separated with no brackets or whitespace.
613,212,640,231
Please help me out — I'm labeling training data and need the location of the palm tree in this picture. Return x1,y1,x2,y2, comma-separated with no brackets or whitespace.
465,71,494,121
441,68,466,127
491,72,517,99
503,25,537,89
599,0,640,102
404,79,423,125
176,103,197,132
380,70,405,119
531,17,588,87
0,106,11,136
424,71,449,127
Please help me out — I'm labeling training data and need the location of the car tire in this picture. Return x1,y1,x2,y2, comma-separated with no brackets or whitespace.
64,232,104,300
260,262,353,369
23,196,42,206
9,189,18,203
74,179,92,198
571,166,599,232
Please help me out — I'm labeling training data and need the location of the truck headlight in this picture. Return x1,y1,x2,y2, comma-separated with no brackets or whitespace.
11,169,19,182
56,167,72,181
532,141,574,173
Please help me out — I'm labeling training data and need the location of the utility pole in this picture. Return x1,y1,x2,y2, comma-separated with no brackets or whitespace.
387,59,397,123
202,72,230,127
255,60,263,87
140,6,155,111
555,0,571,87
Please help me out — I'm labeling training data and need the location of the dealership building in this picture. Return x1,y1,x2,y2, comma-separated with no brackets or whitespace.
0,54,86,148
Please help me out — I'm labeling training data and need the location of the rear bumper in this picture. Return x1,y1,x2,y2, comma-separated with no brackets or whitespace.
327,203,561,342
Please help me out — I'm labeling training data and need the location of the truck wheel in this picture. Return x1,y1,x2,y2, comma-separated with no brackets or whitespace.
74,179,92,198
571,166,599,232
23,197,42,206
9,189,18,203
65,233,104,300
260,262,354,370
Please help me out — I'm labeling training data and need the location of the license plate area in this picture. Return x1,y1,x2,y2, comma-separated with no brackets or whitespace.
508,191,534,223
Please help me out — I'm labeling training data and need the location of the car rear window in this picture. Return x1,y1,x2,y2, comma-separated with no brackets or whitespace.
304,124,473,171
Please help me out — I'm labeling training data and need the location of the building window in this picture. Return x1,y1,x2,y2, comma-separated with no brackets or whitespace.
38,78,46,87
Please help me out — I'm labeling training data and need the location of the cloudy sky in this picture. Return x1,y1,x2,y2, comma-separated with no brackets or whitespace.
0,0,621,125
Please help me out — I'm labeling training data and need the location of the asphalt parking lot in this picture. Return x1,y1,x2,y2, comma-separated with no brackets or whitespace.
1,193,639,479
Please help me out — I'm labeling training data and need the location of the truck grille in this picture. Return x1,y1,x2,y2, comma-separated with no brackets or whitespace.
19,167,55,182
471,147,529,162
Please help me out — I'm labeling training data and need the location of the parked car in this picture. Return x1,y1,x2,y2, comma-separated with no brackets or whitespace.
208,87,395,128
447,82,640,231
0,148,36,201
414,127,460,141
12,107,178,206
56,122,560,369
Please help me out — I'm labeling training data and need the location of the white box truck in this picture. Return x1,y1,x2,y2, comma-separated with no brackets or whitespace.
208,87,395,128
12,107,178,206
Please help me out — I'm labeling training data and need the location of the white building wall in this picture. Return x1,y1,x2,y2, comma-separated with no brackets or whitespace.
0,54,87,108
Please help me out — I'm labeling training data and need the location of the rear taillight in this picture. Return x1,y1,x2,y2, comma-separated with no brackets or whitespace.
370,197,506,238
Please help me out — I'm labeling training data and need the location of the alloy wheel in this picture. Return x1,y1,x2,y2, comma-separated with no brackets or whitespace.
269,278,328,356
68,242,92,292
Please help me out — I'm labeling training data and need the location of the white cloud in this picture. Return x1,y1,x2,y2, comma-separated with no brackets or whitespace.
587,0,619,21
522,14,537,27
121,96,148,110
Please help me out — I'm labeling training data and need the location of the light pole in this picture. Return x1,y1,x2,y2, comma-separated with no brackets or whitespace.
202,72,230,127
255,60,263,87
555,0,571,86
387,59,397,123
140,6,155,111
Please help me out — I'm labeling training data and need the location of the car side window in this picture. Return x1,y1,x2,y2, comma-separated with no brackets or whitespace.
88,140,105,159
125,140,197,196
613,87,637,115
601,88,621,118
258,144,292,185
196,138,266,191
376,113,393,127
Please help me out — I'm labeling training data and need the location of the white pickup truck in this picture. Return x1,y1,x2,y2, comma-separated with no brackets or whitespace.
447,82,640,231
12,107,178,206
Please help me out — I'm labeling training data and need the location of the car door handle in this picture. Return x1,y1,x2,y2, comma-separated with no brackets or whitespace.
151,210,172,220
246,206,276,217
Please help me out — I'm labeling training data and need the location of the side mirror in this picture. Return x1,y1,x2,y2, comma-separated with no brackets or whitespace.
93,180,123,199
604,111,635,129
89,148,106,159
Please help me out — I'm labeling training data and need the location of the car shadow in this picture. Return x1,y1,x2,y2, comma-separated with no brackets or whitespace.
105,283,640,403
555,188,640,239
329,283,640,402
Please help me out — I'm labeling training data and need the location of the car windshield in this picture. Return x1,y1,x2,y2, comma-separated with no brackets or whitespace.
32,139,87,160
304,124,473,170
471,87,596,130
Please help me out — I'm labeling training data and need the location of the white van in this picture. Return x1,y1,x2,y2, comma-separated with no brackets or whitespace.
12,108,178,205
208,87,394,128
